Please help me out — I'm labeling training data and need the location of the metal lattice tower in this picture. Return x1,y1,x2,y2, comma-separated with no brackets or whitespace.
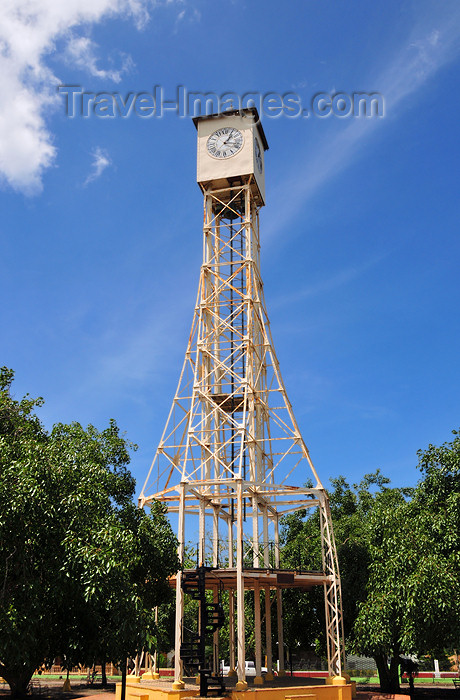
139,109,344,689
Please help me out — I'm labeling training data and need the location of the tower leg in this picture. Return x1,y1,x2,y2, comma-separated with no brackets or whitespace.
265,587,274,680
228,590,237,676
173,572,184,688
276,589,286,677
254,580,263,684
320,495,345,677
235,480,248,691
213,587,219,675
273,514,285,677
172,485,185,690
152,607,160,679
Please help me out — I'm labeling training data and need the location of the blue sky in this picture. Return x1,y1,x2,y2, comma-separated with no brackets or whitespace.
1,0,459,497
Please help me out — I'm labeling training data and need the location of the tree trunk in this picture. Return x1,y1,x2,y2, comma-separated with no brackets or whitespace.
1,667,34,699
101,661,107,688
374,652,400,693
389,654,401,691
121,658,127,700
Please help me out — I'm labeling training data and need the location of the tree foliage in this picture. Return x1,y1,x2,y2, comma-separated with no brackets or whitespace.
280,437,460,694
279,471,408,665
354,431,460,691
0,368,179,697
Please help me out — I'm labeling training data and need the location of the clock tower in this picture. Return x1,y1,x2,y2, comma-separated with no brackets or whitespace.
139,108,345,694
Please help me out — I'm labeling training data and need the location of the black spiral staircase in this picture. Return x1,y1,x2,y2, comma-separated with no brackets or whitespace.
180,566,226,697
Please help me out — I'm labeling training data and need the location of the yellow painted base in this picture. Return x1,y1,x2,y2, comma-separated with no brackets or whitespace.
235,680,248,690
226,669,237,677
116,679,352,700
129,676,141,684
265,672,274,681
331,676,347,686
171,680,185,690
254,675,264,685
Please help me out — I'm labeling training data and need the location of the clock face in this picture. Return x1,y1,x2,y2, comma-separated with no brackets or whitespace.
207,127,243,159
254,138,263,173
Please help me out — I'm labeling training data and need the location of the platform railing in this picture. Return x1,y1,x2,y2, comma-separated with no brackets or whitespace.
190,539,321,573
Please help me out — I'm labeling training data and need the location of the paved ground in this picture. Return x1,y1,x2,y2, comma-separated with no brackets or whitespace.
1,678,458,699
356,683,459,699
0,680,116,700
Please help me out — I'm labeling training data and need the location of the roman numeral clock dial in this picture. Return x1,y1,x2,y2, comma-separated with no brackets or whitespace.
206,127,243,159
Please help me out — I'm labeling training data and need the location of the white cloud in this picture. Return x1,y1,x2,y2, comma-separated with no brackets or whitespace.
84,146,112,185
0,0,163,194
65,36,134,83
173,4,200,32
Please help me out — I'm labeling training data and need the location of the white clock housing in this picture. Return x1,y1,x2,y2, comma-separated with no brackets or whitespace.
193,108,268,205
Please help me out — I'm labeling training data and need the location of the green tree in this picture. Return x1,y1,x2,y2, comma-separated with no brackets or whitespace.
282,459,459,693
280,499,324,664
279,472,407,664
413,430,460,651
354,430,460,692
0,368,179,697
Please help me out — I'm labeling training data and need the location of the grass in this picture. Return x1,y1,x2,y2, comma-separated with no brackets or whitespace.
349,675,456,686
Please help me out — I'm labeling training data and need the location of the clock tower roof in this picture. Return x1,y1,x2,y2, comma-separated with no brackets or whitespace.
193,107,269,152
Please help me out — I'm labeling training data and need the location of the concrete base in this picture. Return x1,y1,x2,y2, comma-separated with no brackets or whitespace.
117,678,352,700
226,669,237,677
265,672,274,681
331,676,347,686
277,670,286,677
254,676,264,685
62,679,71,691
360,696,408,700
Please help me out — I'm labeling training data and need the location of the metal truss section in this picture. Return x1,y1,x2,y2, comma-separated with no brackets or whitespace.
140,184,322,503
139,182,344,684
320,494,346,677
